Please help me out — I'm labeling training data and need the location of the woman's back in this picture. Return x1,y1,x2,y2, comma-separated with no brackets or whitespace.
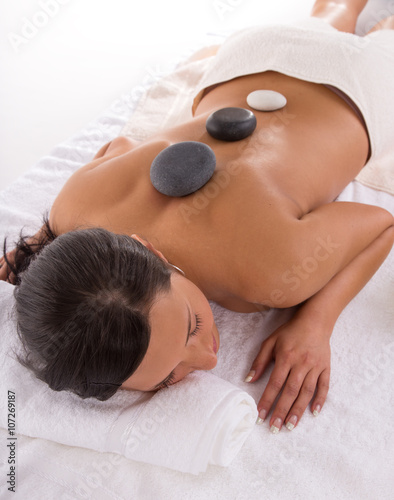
50,70,370,311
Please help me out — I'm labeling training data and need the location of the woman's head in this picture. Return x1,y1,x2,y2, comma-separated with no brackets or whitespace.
120,267,220,392
14,227,219,401
15,228,173,401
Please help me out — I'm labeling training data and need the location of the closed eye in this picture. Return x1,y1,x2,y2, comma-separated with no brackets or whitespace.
189,313,202,338
156,313,203,390
159,371,176,389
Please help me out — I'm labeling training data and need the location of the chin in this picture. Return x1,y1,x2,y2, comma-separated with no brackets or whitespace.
207,350,218,370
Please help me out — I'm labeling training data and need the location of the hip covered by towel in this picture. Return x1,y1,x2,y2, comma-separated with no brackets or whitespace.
121,17,394,195
190,17,394,194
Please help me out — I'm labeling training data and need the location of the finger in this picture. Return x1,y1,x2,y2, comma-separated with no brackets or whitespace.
0,264,15,283
0,250,16,283
266,367,312,433
245,336,275,383
0,254,9,279
282,369,320,431
311,367,330,417
0,262,8,281
256,362,291,423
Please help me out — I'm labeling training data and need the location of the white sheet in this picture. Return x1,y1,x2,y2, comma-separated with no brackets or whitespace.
0,34,393,500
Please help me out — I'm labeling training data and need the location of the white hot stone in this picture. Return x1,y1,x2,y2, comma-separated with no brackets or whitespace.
246,90,287,112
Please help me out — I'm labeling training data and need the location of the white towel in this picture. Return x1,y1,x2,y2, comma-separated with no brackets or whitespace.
0,281,257,475
122,17,394,196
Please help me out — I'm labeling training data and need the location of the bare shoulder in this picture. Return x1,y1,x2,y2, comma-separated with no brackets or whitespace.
49,136,140,233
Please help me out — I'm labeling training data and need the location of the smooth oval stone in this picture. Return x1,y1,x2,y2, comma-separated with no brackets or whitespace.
246,90,287,111
150,141,216,197
206,107,257,142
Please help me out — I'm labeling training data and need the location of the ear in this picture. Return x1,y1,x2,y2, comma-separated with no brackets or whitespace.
130,234,169,263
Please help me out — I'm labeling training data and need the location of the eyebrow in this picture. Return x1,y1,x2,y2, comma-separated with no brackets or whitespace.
149,304,192,391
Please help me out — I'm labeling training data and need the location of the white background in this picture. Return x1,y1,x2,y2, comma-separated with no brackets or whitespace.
0,0,384,189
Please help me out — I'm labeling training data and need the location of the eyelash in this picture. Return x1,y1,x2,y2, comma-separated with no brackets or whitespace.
189,313,203,338
160,372,176,389
159,313,203,389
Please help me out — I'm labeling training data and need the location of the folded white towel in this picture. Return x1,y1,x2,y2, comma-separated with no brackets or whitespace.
0,280,257,475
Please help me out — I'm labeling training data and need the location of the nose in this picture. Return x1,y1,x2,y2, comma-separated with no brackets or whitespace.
184,338,217,372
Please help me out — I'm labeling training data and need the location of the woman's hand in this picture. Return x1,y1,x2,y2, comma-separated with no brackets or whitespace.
246,314,331,433
0,249,16,283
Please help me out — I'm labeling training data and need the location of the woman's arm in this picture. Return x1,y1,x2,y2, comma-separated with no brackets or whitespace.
245,202,394,431
293,225,394,330
244,201,394,309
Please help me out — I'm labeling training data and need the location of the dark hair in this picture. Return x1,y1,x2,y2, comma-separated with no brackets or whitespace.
3,214,57,285
13,227,173,401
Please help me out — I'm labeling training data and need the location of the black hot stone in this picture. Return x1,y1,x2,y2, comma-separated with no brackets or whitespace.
206,107,257,141
150,141,216,197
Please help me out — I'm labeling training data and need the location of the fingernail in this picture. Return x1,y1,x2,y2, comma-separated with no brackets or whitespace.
313,404,321,417
270,418,282,434
244,370,255,383
256,409,267,424
286,415,298,431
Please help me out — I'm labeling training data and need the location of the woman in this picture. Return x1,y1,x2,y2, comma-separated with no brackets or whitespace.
1,0,393,434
